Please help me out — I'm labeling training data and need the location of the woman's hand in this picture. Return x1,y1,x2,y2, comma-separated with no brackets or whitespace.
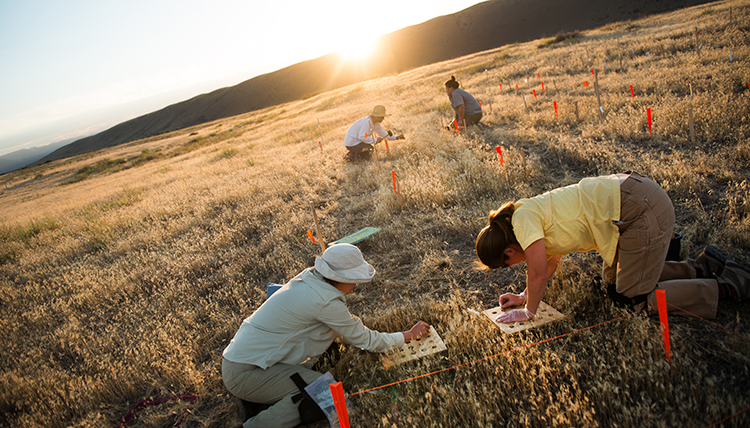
496,307,535,324
499,291,526,309
403,321,430,342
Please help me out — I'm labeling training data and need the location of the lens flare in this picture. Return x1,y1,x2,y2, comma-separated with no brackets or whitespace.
338,36,378,61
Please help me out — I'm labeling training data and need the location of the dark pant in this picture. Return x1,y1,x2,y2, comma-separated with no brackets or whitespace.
451,112,483,129
345,142,373,153
464,112,483,126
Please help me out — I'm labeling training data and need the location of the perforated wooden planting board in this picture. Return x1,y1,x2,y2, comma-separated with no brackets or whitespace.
382,326,447,366
484,301,564,334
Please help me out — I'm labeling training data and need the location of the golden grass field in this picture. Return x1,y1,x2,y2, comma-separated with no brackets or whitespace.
2,1,750,427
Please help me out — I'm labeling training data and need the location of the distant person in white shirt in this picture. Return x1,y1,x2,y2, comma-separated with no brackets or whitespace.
445,75,483,129
343,105,404,161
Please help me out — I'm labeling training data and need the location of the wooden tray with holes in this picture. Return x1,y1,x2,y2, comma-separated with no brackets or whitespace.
484,301,564,334
382,326,447,366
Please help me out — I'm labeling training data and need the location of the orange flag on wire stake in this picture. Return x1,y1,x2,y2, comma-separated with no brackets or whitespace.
329,382,350,428
495,146,504,166
647,108,653,135
656,290,671,363
306,230,316,243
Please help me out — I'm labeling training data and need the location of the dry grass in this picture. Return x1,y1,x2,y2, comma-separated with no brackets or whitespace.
1,1,750,427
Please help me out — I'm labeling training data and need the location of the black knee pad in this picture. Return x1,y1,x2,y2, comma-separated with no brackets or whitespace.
606,282,648,310
290,373,326,424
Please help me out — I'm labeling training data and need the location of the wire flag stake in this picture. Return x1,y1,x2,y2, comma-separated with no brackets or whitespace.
656,290,671,363
495,147,504,166
330,382,351,428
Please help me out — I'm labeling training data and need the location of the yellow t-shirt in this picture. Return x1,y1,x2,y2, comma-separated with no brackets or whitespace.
512,175,621,266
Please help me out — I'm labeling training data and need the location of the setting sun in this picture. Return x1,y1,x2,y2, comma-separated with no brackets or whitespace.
338,35,379,60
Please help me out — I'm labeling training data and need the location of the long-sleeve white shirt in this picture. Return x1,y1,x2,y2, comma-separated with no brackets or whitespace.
222,268,404,369
344,116,398,147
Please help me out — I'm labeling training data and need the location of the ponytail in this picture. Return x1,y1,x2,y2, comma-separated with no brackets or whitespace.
475,201,518,269
445,75,459,89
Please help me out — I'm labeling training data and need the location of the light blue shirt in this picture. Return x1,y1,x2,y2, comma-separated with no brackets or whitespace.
222,268,404,368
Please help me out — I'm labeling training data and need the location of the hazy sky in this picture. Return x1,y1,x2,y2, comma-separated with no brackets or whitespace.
0,0,487,157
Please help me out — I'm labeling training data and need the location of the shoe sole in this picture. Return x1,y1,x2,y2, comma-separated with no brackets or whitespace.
705,245,729,263
724,260,750,301
727,259,750,274
700,245,730,276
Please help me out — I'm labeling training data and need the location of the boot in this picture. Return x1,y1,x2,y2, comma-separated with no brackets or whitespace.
691,245,729,278
238,399,269,423
720,260,750,301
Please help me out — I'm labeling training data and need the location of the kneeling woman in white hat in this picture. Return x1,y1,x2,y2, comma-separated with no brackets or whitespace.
222,243,430,428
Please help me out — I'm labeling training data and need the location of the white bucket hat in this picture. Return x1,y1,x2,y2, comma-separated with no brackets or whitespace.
314,243,376,284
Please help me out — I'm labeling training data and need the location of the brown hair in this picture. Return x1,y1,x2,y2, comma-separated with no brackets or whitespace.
314,268,340,287
445,75,460,89
475,201,519,269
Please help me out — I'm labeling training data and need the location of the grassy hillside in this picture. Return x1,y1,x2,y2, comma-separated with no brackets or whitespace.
30,0,718,167
1,1,749,427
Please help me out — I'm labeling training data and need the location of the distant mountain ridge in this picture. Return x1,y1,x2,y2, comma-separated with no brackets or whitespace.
0,139,76,174
30,0,716,167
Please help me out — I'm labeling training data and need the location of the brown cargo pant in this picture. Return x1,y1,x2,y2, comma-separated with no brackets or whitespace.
602,173,718,319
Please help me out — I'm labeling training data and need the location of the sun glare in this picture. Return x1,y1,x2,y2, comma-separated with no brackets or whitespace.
338,36,378,61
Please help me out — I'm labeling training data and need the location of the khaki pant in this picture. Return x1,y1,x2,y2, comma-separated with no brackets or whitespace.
603,173,718,319
222,358,323,428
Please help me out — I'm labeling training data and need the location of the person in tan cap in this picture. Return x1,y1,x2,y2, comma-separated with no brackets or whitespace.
343,105,404,161
222,243,429,428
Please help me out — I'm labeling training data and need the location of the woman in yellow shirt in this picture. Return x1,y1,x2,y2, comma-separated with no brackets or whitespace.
475,172,749,323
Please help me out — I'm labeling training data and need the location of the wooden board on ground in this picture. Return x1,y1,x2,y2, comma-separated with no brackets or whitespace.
484,301,564,334
382,326,446,366
328,227,382,246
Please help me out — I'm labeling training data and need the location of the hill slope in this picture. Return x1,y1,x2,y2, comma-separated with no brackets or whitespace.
2,1,749,426
31,0,716,166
